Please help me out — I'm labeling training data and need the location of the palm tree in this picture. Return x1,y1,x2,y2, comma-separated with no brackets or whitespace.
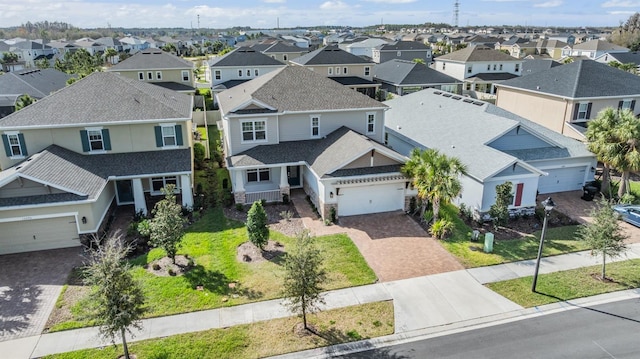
104,48,118,65
586,107,618,196
15,94,35,111
402,148,467,223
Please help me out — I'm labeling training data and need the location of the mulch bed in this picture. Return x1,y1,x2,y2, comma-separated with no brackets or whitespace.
223,202,305,237
145,255,192,276
236,240,286,263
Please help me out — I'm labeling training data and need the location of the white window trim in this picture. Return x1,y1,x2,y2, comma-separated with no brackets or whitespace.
366,112,376,134
86,126,106,153
149,176,180,195
138,72,144,80
328,67,333,75
240,119,268,143
364,66,370,76
181,70,190,82
160,123,178,148
238,69,243,77
214,70,221,80
156,71,162,80
622,99,633,110
5,131,24,158
246,168,271,183
577,102,589,120
310,115,320,138
254,69,259,76
147,71,153,80
343,67,348,74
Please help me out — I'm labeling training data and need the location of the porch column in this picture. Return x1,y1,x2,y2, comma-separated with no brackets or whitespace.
132,178,147,216
234,170,245,192
280,166,288,188
180,174,193,208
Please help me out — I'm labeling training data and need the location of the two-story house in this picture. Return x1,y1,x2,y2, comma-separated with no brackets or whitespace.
217,66,413,220
372,59,462,96
255,41,309,63
207,47,286,93
568,39,628,60
0,73,194,255
594,51,640,72
433,45,523,99
495,60,640,140
10,40,56,68
108,48,196,93
535,39,568,60
372,41,433,64
290,45,379,98
0,68,74,119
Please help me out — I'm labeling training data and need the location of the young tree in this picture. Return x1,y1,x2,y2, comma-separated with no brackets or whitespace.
282,230,328,331
84,235,146,359
14,94,35,111
489,181,513,227
577,199,628,280
148,184,186,264
246,200,269,250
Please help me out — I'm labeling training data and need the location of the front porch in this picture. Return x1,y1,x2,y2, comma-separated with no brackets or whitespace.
113,173,193,215
232,164,303,205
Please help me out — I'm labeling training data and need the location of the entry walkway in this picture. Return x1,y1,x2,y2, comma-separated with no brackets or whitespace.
4,244,640,358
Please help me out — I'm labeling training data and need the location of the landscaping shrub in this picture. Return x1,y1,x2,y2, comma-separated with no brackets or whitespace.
246,201,269,250
430,218,454,239
193,143,206,170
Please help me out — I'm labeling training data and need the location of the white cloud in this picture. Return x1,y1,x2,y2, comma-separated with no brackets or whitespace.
319,1,351,10
608,10,638,15
533,1,563,7
602,0,640,7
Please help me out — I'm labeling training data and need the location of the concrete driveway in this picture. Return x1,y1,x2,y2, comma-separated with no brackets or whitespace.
0,247,85,342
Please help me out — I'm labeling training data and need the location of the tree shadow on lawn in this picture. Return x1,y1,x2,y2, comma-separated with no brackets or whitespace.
492,239,578,261
182,265,263,300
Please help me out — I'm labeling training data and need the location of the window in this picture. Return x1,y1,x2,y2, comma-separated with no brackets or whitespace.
161,125,177,146
156,71,162,80
343,67,348,74
493,64,497,71
328,67,333,75
621,99,634,110
311,116,320,137
515,63,520,72
246,69,251,77
247,168,270,183
214,70,221,80
241,120,267,142
442,63,446,70
384,132,389,145
238,69,243,77
397,51,401,56
283,54,288,61
364,66,370,76
181,70,190,81
467,66,472,74
4,133,24,157
336,67,341,74
88,129,104,151
499,64,503,71
487,64,491,71
254,69,259,76
138,72,144,80
147,71,153,80
151,176,178,193
366,113,375,134
577,103,590,120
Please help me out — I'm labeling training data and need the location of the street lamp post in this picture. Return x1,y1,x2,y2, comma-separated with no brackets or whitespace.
531,197,556,293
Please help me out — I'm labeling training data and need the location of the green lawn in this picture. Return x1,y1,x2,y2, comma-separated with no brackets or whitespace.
439,205,589,268
45,301,394,359
487,259,640,307
49,208,376,332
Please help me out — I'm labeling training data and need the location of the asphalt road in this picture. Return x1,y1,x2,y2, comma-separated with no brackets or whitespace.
340,298,640,359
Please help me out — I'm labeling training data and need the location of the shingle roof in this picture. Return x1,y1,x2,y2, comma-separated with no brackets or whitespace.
109,48,194,71
217,66,386,115
521,59,562,76
0,145,191,207
0,69,73,99
373,59,461,86
572,40,628,52
599,51,640,64
291,45,374,65
435,45,520,63
496,59,640,99
377,41,430,51
262,42,307,54
0,72,192,128
208,47,285,67
384,88,593,181
229,126,403,178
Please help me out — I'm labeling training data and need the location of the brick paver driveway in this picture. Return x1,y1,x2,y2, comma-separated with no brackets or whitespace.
0,247,85,341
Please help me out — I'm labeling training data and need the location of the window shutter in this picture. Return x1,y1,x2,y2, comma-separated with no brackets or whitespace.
632,100,636,111
515,183,524,207
618,101,624,109
1,134,11,157
18,133,27,156
80,130,90,152
586,103,592,119
572,103,579,120
102,129,111,151
175,125,183,146
154,126,163,147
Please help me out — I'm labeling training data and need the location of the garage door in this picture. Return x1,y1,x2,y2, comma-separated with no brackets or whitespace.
538,166,586,194
338,183,404,216
0,216,80,255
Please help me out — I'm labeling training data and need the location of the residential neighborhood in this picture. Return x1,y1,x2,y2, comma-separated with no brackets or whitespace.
2,8,640,358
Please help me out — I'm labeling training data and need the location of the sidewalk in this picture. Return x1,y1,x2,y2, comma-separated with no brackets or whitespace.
3,244,640,358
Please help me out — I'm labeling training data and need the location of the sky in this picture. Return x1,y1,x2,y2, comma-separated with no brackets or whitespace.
0,0,637,30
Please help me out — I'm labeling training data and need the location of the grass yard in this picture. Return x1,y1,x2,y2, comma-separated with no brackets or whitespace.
487,259,640,307
45,301,394,359
48,208,376,332
439,205,589,268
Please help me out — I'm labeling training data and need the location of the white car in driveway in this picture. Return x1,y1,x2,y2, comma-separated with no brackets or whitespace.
612,204,640,227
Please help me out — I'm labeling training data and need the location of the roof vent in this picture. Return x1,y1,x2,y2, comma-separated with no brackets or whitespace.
536,86,540,90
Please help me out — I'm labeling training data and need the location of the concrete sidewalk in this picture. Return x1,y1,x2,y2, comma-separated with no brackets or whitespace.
4,244,640,358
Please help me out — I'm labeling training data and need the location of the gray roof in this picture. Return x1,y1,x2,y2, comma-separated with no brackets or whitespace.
109,48,194,71
0,68,73,99
95,37,123,47
599,51,640,64
0,145,191,207
521,59,562,76
377,41,430,51
209,47,285,67
0,72,192,128
373,59,461,86
436,45,520,63
291,45,374,65
496,59,640,99
572,40,628,52
229,126,402,178
384,88,593,181
329,76,377,86
262,42,308,54
13,41,52,50
218,66,386,115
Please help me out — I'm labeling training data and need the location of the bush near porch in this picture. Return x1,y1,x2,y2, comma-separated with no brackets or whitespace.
47,208,376,332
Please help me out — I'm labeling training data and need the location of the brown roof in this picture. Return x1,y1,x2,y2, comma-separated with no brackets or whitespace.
436,45,520,63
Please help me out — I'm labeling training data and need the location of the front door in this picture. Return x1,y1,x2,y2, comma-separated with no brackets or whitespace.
116,180,134,204
287,166,300,187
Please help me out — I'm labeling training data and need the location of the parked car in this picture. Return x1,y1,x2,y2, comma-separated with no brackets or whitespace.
612,204,640,227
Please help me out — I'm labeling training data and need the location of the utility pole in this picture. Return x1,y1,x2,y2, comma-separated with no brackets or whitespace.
453,1,460,28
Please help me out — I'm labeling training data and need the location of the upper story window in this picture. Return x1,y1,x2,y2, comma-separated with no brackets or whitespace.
397,51,401,56
238,69,243,77
467,66,472,74
364,66,370,76
336,67,341,75
343,67,348,74
80,128,111,153
215,70,221,80
493,64,497,71
2,132,27,158
311,115,320,137
181,70,190,81
499,64,503,71
254,69,259,76
487,64,491,71
576,102,591,121
283,54,288,61
246,69,251,77
366,113,376,134
247,168,270,183
442,63,446,70
241,120,267,142
156,71,162,80
138,72,144,80
154,124,184,148
328,67,333,75
621,99,635,111
147,72,153,80
515,63,520,72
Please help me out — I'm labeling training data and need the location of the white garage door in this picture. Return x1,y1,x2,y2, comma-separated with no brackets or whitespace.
338,183,404,216
0,216,80,255
538,166,586,194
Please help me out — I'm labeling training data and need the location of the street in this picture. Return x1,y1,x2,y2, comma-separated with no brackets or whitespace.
340,298,640,359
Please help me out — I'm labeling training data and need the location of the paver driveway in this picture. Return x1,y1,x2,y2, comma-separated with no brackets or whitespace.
0,247,85,341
